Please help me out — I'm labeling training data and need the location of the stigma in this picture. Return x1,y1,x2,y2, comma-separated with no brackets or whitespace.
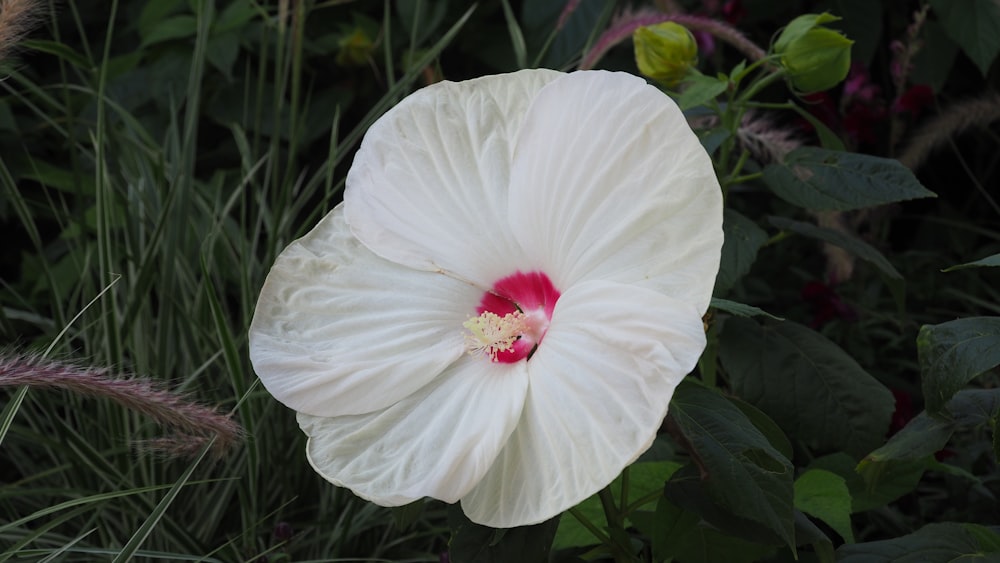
463,311,528,362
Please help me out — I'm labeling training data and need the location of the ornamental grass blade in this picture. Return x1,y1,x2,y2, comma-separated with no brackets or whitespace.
111,440,215,562
917,317,1000,414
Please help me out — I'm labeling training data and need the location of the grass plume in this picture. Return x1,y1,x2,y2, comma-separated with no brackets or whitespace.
0,0,41,66
0,353,242,458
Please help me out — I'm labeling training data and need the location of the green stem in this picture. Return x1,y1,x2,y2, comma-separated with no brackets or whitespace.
738,68,786,103
598,486,633,563
619,466,630,515
729,172,764,185
568,506,611,544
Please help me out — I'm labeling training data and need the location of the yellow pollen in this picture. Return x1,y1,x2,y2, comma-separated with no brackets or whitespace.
463,311,528,361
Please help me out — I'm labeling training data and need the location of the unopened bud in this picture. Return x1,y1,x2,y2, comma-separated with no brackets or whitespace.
774,13,853,94
633,22,698,87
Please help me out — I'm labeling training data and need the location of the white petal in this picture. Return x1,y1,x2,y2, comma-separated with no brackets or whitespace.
300,356,529,506
460,280,705,528
345,68,564,286
249,205,481,417
507,70,724,313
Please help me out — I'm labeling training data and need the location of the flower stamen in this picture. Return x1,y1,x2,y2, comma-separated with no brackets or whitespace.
463,311,528,362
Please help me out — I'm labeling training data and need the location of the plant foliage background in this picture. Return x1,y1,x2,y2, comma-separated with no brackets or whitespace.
2,0,1000,561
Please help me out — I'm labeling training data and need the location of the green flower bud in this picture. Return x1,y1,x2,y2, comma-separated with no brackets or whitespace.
633,22,698,87
774,13,853,94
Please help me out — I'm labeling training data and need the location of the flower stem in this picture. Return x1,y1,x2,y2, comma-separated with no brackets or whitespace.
598,486,634,563
568,506,611,544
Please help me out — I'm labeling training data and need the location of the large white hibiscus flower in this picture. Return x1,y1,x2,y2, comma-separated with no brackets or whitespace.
249,69,723,528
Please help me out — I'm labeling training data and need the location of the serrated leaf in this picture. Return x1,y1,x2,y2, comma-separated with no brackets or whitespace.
677,72,729,110
837,522,1000,561
762,147,935,211
769,216,902,279
930,0,1000,76
794,469,854,543
719,318,895,457
944,252,1000,271
715,209,769,294
918,317,1000,414
669,381,795,549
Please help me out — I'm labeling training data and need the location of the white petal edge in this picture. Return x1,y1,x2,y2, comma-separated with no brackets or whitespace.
249,204,481,417
299,355,529,506
460,279,706,527
345,68,564,287
507,70,724,314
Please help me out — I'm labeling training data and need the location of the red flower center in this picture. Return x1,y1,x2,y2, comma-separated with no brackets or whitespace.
464,271,561,363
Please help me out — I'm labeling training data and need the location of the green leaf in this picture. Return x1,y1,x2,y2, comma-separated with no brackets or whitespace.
794,469,854,543
715,209,769,295
810,453,926,513
669,381,795,549
699,127,731,155
719,318,895,457
711,298,783,320
21,40,91,69
676,72,729,110
768,216,902,279
794,511,836,563
762,147,936,211
862,412,954,464
140,15,199,48
728,395,794,460
837,522,1000,561
918,317,1000,414
552,461,681,549
137,0,186,39
868,388,1000,465
448,506,560,563
788,103,846,152
636,497,777,563
944,252,1000,271
774,12,842,53
930,0,1000,76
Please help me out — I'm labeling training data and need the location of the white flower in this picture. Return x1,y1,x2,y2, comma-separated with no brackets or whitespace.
249,69,723,528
